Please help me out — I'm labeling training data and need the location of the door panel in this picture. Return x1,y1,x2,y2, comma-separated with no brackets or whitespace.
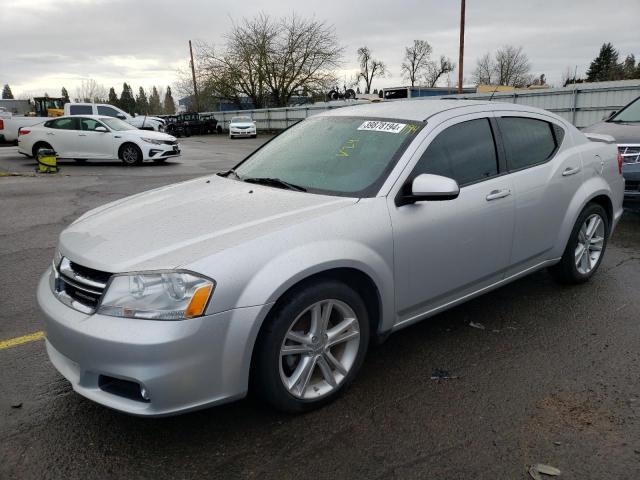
47,117,79,157
495,114,582,271
389,114,515,324
77,117,114,158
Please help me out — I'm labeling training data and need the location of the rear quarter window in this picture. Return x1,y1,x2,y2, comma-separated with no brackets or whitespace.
497,117,559,171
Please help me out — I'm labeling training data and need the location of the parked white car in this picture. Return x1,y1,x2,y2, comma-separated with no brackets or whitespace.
64,103,165,132
229,116,257,138
18,115,180,165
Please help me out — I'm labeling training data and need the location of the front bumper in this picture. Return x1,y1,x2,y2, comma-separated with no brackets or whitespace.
141,143,181,161
229,128,256,137
37,270,269,416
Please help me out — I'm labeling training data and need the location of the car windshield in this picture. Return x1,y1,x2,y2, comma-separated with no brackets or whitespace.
100,117,137,131
231,116,252,123
234,116,422,197
609,97,640,123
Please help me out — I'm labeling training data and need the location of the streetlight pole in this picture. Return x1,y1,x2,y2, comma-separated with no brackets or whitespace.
458,0,465,94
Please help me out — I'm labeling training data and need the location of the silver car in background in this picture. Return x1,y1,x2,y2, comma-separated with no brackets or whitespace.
37,100,624,416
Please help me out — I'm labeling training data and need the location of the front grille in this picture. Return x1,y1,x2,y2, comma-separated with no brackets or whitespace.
53,257,110,314
619,145,640,164
162,140,177,145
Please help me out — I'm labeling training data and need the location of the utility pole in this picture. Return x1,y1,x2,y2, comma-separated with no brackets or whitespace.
189,40,199,112
458,0,465,94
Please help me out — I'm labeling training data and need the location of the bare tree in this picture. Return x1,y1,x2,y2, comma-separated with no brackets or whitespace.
357,46,385,94
472,52,494,85
424,56,455,87
401,40,432,87
75,79,107,103
472,46,533,87
181,13,343,109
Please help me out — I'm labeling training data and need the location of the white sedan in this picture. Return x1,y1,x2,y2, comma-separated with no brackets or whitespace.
17,115,180,165
228,116,257,138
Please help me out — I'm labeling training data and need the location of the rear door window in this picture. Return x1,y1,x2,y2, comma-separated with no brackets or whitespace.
497,117,558,171
68,105,93,115
412,118,499,186
79,117,104,131
51,118,79,130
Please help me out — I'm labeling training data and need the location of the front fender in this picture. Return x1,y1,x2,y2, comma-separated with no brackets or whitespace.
236,238,395,333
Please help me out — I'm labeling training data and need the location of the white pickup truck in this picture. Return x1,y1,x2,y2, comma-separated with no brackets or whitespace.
64,103,165,132
0,111,49,143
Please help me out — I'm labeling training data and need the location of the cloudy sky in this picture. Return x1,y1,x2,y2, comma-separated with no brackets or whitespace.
1,0,638,100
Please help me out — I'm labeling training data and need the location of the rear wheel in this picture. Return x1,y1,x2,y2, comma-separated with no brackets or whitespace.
253,280,369,413
119,143,142,166
549,203,609,284
32,142,53,158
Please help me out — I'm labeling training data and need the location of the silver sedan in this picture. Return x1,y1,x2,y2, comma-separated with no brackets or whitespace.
37,100,624,415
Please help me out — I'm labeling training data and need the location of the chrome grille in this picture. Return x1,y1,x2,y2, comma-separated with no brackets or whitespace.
619,144,640,165
52,257,110,314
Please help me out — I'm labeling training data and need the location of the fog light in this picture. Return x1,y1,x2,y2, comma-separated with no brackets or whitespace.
140,386,150,401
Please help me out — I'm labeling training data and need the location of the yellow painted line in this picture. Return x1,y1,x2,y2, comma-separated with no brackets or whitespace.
0,331,45,350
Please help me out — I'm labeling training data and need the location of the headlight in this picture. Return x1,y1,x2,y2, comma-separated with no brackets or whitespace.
97,271,214,320
141,137,162,145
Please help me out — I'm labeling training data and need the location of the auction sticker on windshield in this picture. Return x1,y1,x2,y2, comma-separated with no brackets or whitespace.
358,121,407,133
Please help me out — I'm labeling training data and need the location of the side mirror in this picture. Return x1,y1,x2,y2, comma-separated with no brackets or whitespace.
397,173,460,206
94,126,108,133
116,113,127,120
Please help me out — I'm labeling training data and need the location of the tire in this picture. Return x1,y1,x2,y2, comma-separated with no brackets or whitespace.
252,280,370,413
119,143,143,166
32,142,53,158
549,203,609,284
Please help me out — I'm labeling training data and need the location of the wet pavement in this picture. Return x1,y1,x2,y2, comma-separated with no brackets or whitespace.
1,137,639,479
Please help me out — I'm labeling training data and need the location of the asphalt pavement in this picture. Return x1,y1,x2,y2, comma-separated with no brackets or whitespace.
1,136,639,479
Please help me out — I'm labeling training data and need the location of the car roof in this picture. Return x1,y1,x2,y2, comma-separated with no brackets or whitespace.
319,99,554,122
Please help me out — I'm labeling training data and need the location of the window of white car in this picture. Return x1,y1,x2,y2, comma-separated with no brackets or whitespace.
69,105,93,115
100,117,137,131
233,116,421,196
97,105,122,117
79,118,105,131
231,116,253,123
46,117,79,130
609,97,640,123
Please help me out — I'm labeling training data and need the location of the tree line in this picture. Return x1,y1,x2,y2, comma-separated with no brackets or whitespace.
2,80,176,116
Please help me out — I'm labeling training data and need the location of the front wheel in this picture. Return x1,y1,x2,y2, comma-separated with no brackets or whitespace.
119,144,142,166
549,203,609,284
253,280,370,413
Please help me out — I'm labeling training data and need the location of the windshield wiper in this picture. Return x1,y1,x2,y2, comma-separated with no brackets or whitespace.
242,177,307,192
218,169,241,179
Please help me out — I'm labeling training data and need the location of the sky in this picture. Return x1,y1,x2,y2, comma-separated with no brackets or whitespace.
1,0,638,100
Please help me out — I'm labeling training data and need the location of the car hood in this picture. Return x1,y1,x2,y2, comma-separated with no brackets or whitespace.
126,129,176,142
59,175,356,272
582,122,640,144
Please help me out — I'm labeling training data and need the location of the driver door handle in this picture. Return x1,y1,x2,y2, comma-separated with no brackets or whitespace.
562,166,581,176
486,189,511,201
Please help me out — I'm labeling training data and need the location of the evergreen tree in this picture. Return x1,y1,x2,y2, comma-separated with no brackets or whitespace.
163,86,176,114
622,54,639,80
61,87,70,103
148,86,162,115
107,87,119,107
119,83,136,115
586,43,624,82
2,84,14,99
135,87,149,115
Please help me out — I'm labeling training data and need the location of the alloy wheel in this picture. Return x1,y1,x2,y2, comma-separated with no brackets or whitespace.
575,213,605,274
122,146,139,164
279,299,360,400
